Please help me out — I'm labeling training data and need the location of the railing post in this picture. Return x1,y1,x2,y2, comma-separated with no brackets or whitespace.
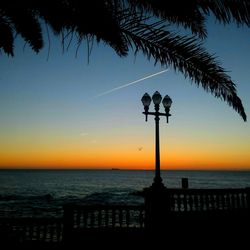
246,187,250,213
63,205,74,243
144,185,170,231
182,178,189,189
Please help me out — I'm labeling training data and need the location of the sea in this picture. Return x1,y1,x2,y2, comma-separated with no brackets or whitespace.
0,169,250,218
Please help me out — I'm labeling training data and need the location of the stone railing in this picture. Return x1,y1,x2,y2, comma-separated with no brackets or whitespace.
168,188,250,213
0,187,249,245
63,204,145,230
0,217,63,244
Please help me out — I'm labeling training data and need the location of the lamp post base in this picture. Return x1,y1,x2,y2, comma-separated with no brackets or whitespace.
152,176,164,188
144,182,170,231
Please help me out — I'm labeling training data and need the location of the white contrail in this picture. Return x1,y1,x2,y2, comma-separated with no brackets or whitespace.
94,68,169,98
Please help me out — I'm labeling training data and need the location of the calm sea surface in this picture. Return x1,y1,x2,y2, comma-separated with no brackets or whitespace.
0,169,250,218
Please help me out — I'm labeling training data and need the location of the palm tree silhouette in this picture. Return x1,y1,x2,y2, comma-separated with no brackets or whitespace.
0,0,249,121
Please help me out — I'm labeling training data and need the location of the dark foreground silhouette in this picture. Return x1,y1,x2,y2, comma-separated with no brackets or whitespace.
1,215,248,249
1,187,249,249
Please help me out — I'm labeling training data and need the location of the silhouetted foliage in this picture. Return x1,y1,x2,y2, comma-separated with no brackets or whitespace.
0,0,249,121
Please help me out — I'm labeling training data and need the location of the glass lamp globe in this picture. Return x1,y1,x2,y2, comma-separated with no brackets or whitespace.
141,93,152,108
162,95,172,109
152,91,162,105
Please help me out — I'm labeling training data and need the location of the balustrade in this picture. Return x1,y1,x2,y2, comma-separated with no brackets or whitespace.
0,217,63,243
0,187,249,245
168,188,249,212
63,205,145,230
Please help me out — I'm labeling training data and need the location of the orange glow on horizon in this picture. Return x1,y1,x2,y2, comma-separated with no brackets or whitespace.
1,131,250,170
1,147,250,170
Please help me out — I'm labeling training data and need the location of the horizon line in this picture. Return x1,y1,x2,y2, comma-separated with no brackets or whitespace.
0,167,250,171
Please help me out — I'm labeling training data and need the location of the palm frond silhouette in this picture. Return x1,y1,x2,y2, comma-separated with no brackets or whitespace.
0,0,249,121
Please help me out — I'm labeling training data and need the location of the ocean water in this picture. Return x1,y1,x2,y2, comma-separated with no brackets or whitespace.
0,169,250,218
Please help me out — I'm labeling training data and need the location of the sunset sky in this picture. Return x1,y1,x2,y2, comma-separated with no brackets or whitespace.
0,18,250,170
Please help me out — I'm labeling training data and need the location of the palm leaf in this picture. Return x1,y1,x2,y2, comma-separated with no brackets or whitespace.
126,0,207,38
198,0,250,26
2,5,43,53
127,0,250,28
0,16,14,56
34,0,71,34
37,0,128,57
0,1,247,121
120,17,246,121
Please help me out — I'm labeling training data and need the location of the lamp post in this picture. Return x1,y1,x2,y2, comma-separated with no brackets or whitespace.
141,91,172,188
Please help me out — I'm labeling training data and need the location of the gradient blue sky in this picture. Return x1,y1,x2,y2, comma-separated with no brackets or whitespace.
0,17,250,169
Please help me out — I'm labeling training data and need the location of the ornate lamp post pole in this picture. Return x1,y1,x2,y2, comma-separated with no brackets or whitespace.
141,91,172,187
141,91,172,230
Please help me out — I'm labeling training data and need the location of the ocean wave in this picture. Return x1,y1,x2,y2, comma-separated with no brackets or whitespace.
1,170,248,218
0,194,54,202
79,191,144,206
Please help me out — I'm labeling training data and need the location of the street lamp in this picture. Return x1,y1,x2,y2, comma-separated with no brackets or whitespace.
141,91,172,187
